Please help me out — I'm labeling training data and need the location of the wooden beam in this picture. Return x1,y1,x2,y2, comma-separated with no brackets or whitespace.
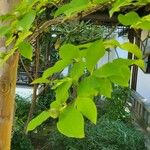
82,12,118,25
131,30,141,91
128,29,134,59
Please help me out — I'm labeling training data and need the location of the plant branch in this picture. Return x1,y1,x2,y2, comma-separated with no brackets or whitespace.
20,56,33,81
29,4,108,43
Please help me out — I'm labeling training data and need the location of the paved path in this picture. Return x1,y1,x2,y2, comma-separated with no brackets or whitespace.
16,85,33,100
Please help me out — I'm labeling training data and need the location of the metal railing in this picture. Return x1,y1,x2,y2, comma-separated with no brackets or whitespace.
131,91,150,130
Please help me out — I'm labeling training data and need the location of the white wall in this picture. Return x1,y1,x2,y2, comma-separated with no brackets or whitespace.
136,30,150,100
16,85,33,100
137,69,150,100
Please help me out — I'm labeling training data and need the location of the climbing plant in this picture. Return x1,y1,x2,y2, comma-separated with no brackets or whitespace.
0,0,150,139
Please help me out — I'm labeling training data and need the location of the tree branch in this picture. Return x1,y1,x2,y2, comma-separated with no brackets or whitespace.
29,4,108,43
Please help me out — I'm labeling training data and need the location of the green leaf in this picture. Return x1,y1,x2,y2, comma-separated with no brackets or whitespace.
55,4,71,17
0,26,12,37
18,41,33,60
77,77,98,97
52,78,71,89
78,43,91,50
31,77,50,84
49,105,60,119
15,31,32,46
93,0,109,4
50,100,67,118
118,12,140,26
135,0,150,5
43,60,70,78
50,100,62,110
55,0,90,17
27,111,50,131
134,59,145,70
0,14,14,22
109,66,131,86
132,15,150,30
113,58,144,69
69,61,85,81
93,62,123,78
104,39,120,49
0,48,17,66
76,97,97,124
109,0,132,17
134,21,150,30
17,10,36,31
96,78,112,98
55,79,72,103
120,42,142,59
59,44,80,60
78,76,112,97
57,105,84,138
86,40,105,73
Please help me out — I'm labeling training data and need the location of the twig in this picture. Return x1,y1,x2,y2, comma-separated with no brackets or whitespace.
142,31,150,54
104,26,117,39
29,4,109,43
115,48,119,58
20,56,33,80
25,37,40,133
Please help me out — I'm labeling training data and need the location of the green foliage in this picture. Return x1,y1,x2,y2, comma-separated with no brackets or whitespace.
57,104,84,138
27,111,51,131
18,41,33,60
97,86,131,121
59,44,80,60
55,0,91,17
55,78,72,103
17,10,36,31
1,0,150,139
48,119,146,150
12,95,33,150
86,40,105,72
118,12,150,30
109,0,132,17
14,95,30,131
0,25,12,36
69,61,85,81
54,21,105,45
120,42,142,59
36,87,56,112
42,60,71,79
29,39,144,137
11,131,34,150
76,97,97,124
118,11,140,26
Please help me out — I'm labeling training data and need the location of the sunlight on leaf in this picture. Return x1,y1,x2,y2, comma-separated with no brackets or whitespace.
57,105,84,138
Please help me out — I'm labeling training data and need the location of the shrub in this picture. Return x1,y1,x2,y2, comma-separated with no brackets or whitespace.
97,86,131,122
14,95,30,127
11,131,34,150
36,86,55,113
48,119,145,150
11,95,33,150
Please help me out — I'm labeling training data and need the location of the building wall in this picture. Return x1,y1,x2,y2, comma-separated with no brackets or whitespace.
136,30,150,100
137,69,150,100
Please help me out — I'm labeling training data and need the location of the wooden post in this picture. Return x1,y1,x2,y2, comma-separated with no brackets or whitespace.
128,29,134,60
131,30,141,90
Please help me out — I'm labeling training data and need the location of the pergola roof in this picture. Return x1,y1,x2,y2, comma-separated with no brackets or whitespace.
82,3,150,25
